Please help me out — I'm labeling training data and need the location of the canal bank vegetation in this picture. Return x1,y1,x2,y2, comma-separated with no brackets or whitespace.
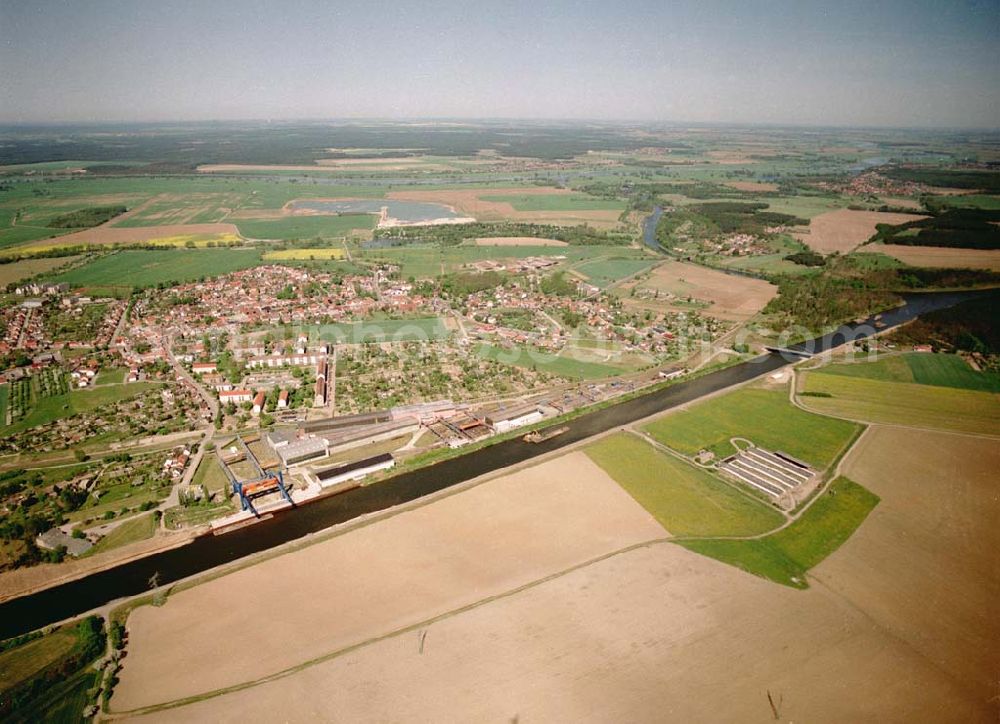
763,257,1000,331
676,476,879,589
871,207,1000,250
0,615,106,721
886,291,1000,366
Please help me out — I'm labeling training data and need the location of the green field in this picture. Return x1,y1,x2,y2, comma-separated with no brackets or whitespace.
800,372,1000,434
644,387,862,468
360,244,639,279
573,257,657,287
925,194,1000,210
0,618,103,723
586,434,784,536
817,352,1000,392
235,214,376,240
48,248,263,291
301,316,449,344
95,368,127,386
757,195,850,220
0,383,7,424
0,175,387,248
192,456,230,492
712,252,814,277
83,513,157,556
481,193,625,212
7,668,98,724
677,476,879,588
0,626,79,693
475,343,620,379
0,381,159,436
904,353,1000,392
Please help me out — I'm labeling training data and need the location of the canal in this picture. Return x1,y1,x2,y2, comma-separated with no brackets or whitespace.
0,289,985,638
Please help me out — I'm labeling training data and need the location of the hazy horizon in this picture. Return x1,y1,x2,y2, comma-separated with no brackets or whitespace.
3,0,999,129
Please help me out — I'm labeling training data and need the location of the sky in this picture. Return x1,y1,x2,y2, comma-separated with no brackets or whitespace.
2,0,999,128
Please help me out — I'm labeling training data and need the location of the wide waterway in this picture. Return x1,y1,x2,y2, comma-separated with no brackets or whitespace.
0,288,987,638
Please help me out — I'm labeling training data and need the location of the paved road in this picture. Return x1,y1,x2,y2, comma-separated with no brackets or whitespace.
158,331,219,522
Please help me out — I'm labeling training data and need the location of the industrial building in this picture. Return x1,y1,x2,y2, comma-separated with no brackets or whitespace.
313,357,328,407
313,453,395,489
276,437,329,467
319,417,420,455
485,404,544,433
301,409,393,435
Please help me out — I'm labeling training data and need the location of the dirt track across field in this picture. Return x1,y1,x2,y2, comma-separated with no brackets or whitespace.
473,236,568,246
794,209,927,254
133,540,988,723
113,419,1000,723
113,453,665,712
815,425,1000,707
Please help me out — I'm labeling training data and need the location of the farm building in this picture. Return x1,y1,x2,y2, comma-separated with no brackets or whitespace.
485,404,544,433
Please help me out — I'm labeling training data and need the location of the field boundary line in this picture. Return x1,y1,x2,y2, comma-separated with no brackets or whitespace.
792,369,1000,440
108,536,673,718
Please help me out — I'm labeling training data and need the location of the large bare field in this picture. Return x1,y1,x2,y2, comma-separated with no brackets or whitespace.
113,452,664,712
870,242,1000,271
16,222,241,250
724,180,779,192
815,426,1000,710
620,259,776,321
473,236,568,246
131,427,998,723
794,209,927,254
199,157,458,173
387,187,623,228
134,541,987,723
0,255,82,285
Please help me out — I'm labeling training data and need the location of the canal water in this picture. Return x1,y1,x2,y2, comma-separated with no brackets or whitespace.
0,289,986,638
642,205,663,250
